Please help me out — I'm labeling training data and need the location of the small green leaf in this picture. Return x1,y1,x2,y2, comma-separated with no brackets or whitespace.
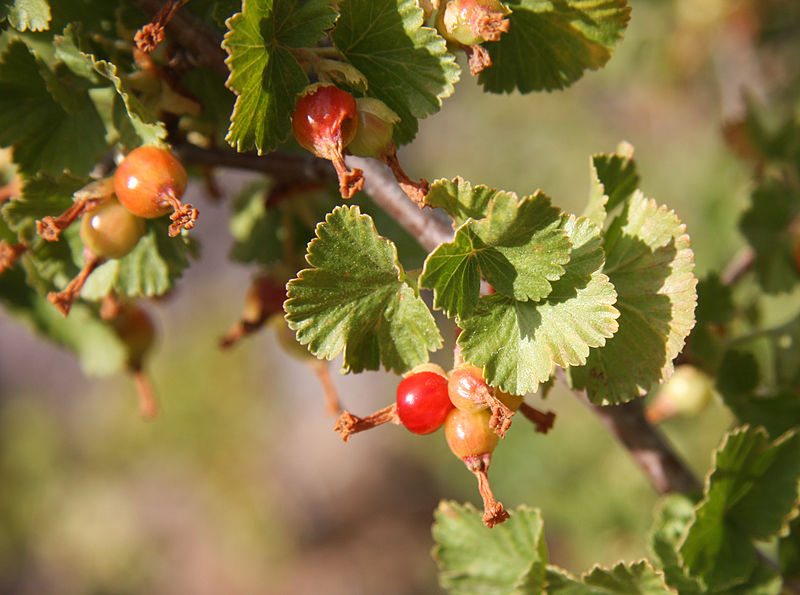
459,215,619,395
285,205,442,374
421,191,571,318
228,181,284,265
432,501,547,594
568,192,697,405
584,145,639,226
479,0,631,94
679,427,800,591
5,0,51,31
0,40,107,177
740,180,799,294
332,0,460,145
423,177,503,227
223,0,337,153
545,561,671,593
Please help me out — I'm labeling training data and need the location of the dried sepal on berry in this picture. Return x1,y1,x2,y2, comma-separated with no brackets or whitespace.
36,177,115,242
134,0,185,53
436,0,511,75
349,97,430,205
291,83,364,200
114,145,197,237
444,408,509,528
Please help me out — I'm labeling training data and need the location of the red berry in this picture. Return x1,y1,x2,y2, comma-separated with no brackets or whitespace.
80,196,146,259
114,145,197,237
396,370,453,434
448,364,492,413
292,83,364,199
113,304,156,369
444,408,499,460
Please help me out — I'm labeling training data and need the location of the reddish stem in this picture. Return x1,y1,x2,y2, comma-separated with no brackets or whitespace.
334,403,400,442
463,454,509,528
518,402,556,434
219,319,264,350
0,241,27,273
308,359,342,416
380,145,429,206
47,251,105,316
132,366,159,420
36,198,103,242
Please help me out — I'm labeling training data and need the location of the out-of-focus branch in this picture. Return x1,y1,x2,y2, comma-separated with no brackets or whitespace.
575,390,702,494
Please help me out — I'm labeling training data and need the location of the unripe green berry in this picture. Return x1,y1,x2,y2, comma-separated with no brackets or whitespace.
348,97,400,159
80,197,146,259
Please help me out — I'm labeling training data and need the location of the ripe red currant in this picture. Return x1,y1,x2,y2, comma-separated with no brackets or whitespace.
396,368,453,434
292,83,364,199
80,196,146,259
113,145,197,237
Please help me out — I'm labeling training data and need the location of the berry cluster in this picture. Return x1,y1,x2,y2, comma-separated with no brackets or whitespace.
34,146,193,317
334,361,555,528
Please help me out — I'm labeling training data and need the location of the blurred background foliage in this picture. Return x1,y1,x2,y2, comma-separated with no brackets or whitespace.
1,0,798,592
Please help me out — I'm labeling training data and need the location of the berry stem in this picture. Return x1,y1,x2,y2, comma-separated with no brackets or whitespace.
47,250,105,316
37,198,104,242
132,366,159,419
463,454,509,528
308,358,342,416
0,240,27,273
518,402,556,434
381,145,430,206
219,318,264,350
334,403,400,442
330,152,365,200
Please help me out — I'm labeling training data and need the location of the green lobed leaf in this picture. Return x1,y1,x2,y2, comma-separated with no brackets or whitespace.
583,145,639,227
4,0,51,31
715,350,800,439
695,273,735,326
780,518,800,582
223,0,337,153
0,265,127,376
421,191,571,318
332,0,460,145
478,0,631,94
0,40,107,177
568,192,697,405
679,427,800,591
424,177,506,227
459,215,619,395
432,501,547,594
648,493,703,594
545,561,671,593
78,219,192,300
285,205,442,374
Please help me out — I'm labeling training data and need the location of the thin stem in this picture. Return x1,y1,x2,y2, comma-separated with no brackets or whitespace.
132,367,159,419
334,403,400,442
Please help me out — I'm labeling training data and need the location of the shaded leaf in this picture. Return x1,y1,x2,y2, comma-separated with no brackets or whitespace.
584,145,639,226
424,177,505,227
332,0,459,144
433,501,547,594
